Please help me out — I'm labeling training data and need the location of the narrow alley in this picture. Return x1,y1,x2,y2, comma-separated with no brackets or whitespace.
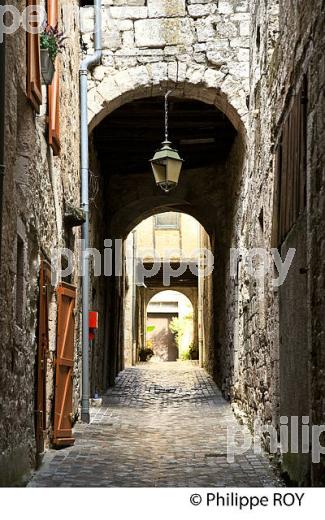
1,0,325,496
29,362,281,487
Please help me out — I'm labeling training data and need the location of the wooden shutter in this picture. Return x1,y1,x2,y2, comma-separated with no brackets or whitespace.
26,0,42,112
53,282,76,447
271,148,281,248
35,259,52,455
48,0,61,155
273,79,307,246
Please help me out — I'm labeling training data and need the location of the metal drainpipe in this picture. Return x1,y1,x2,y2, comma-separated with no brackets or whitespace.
0,13,6,271
79,0,102,423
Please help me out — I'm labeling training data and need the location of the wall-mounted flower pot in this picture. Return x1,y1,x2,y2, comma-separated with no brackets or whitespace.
40,48,55,85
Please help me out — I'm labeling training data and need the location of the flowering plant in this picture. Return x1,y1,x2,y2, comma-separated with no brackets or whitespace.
40,23,67,62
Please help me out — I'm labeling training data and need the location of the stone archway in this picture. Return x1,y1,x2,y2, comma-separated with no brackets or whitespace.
88,69,248,138
87,78,247,399
145,289,196,362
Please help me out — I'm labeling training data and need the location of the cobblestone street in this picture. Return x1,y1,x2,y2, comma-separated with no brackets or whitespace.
28,362,282,487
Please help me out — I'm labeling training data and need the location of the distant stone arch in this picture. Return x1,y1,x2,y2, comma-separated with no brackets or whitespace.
145,287,197,311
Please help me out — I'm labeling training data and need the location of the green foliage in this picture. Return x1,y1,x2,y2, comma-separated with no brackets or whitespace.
170,313,197,360
146,325,156,333
40,23,67,62
189,342,199,360
169,315,189,344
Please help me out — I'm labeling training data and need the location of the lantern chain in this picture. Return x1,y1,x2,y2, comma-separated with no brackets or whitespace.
165,89,173,142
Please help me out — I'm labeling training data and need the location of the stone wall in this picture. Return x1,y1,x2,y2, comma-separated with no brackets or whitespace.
0,0,81,485
226,0,325,485
81,0,250,131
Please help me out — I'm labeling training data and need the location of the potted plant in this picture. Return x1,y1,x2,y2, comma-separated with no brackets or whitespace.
139,347,154,362
40,23,66,85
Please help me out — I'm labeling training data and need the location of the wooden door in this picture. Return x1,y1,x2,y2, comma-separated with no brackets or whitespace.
35,259,52,456
52,282,76,447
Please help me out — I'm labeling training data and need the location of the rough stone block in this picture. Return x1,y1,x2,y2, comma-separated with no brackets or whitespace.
207,48,234,67
237,47,250,62
195,18,216,42
93,65,107,82
204,68,225,88
187,4,214,17
108,0,145,4
147,62,168,84
235,0,249,12
167,60,187,82
148,0,186,18
207,39,230,50
240,21,250,36
215,21,238,38
217,1,234,14
231,12,250,22
118,19,134,31
230,37,250,49
186,64,206,84
114,69,134,93
102,29,122,51
109,6,148,19
96,75,122,103
127,65,151,89
122,30,135,47
135,18,194,47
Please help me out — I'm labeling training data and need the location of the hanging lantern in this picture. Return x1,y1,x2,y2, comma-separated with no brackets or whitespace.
150,91,184,193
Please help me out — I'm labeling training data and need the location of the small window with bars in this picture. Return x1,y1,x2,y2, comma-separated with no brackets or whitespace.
154,213,180,230
154,212,179,229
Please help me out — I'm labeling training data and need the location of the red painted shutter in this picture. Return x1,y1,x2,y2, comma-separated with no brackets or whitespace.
48,0,61,155
26,0,42,112
53,282,76,447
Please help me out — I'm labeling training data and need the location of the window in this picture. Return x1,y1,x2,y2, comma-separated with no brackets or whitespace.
148,301,179,312
272,78,307,246
16,235,25,327
26,0,42,112
154,213,180,229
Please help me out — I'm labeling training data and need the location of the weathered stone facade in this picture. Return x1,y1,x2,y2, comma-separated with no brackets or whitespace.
0,0,324,488
0,0,81,485
227,0,325,485
80,0,250,131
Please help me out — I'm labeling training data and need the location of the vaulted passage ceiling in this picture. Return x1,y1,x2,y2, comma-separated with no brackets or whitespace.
93,97,237,176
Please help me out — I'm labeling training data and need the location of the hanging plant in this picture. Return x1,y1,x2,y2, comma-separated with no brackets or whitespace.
40,23,67,85
40,23,67,63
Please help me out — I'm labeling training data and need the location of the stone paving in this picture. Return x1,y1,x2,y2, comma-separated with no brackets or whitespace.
28,362,283,487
